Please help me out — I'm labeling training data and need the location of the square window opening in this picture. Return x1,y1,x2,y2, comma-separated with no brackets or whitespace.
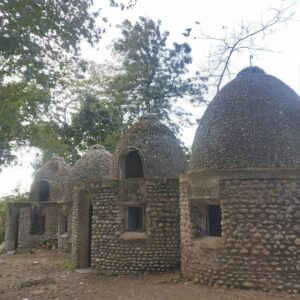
190,204,205,238
31,214,45,235
61,215,68,234
207,205,221,237
126,206,144,231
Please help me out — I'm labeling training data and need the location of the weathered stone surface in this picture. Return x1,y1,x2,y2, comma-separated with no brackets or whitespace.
71,144,112,184
110,114,188,179
191,67,300,172
5,67,300,296
5,202,58,250
180,175,300,294
181,67,300,295
29,156,71,202
72,178,181,274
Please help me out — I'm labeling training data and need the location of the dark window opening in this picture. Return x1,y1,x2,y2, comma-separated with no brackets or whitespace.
190,205,204,238
38,180,50,202
127,207,144,231
125,151,144,178
62,215,68,233
78,190,91,268
88,204,93,267
31,213,45,235
15,214,19,249
207,205,221,237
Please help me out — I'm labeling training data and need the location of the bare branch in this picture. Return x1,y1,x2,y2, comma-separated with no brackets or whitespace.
196,1,296,95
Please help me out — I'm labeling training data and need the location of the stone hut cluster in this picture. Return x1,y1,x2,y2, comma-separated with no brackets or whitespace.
5,67,300,294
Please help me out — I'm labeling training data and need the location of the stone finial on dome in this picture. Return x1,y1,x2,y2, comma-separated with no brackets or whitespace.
237,66,266,77
89,144,106,151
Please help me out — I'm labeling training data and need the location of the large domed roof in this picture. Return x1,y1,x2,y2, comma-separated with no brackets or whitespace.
71,144,112,183
191,67,300,172
110,114,188,178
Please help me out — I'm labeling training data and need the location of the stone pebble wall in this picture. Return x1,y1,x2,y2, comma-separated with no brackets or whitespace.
90,179,181,274
180,179,300,294
71,188,82,267
6,203,58,250
58,202,73,253
5,205,19,251
29,157,71,202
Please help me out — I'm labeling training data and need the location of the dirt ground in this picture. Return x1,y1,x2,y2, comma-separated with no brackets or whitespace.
0,250,298,300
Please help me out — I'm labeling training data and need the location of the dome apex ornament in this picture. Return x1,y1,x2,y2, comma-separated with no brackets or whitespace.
237,66,265,77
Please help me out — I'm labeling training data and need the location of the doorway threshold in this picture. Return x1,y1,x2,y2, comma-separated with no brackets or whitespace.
75,268,96,274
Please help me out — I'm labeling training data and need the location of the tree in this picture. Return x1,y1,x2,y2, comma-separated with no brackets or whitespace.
0,0,103,86
0,81,49,168
66,94,123,154
0,0,133,167
193,1,296,94
0,0,101,167
40,61,122,161
106,17,207,132
27,61,124,163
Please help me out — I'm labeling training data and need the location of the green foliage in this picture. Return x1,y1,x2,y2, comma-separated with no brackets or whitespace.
66,94,123,155
0,193,29,244
62,258,74,271
34,61,124,161
52,16,208,157
106,17,207,132
0,0,101,85
0,0,102,167
0,81,50,167
29,122,71,162
1,8,201,167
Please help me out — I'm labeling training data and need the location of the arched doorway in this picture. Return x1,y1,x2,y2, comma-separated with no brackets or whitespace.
124,151,144,178
38,180,50,201
78,190,93,268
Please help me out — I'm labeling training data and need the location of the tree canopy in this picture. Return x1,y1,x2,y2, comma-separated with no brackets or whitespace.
106,17,207,132
40,18,208,162
66,94,123,154
0,0,103,86
0,0,135,167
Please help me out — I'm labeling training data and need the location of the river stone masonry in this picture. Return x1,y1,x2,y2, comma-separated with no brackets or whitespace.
71,179,181,273
181,67,300,294
5,66,300,296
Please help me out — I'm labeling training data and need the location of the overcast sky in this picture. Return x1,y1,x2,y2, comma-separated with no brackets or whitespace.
1,0,300,198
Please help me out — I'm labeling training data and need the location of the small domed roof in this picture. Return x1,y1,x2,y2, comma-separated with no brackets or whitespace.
71,144,112,182
110,114,188,178
30,156,72,201
33,156,71,184
191,67,300,172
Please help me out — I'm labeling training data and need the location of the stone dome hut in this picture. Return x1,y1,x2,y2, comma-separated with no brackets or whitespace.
72,114,187,273
29,156,72,202
6,65,300,295
5,156,72,251
71,144,113,268
180,67,300,293
191,66,300,171
71,144,112,183
110,113,188,179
